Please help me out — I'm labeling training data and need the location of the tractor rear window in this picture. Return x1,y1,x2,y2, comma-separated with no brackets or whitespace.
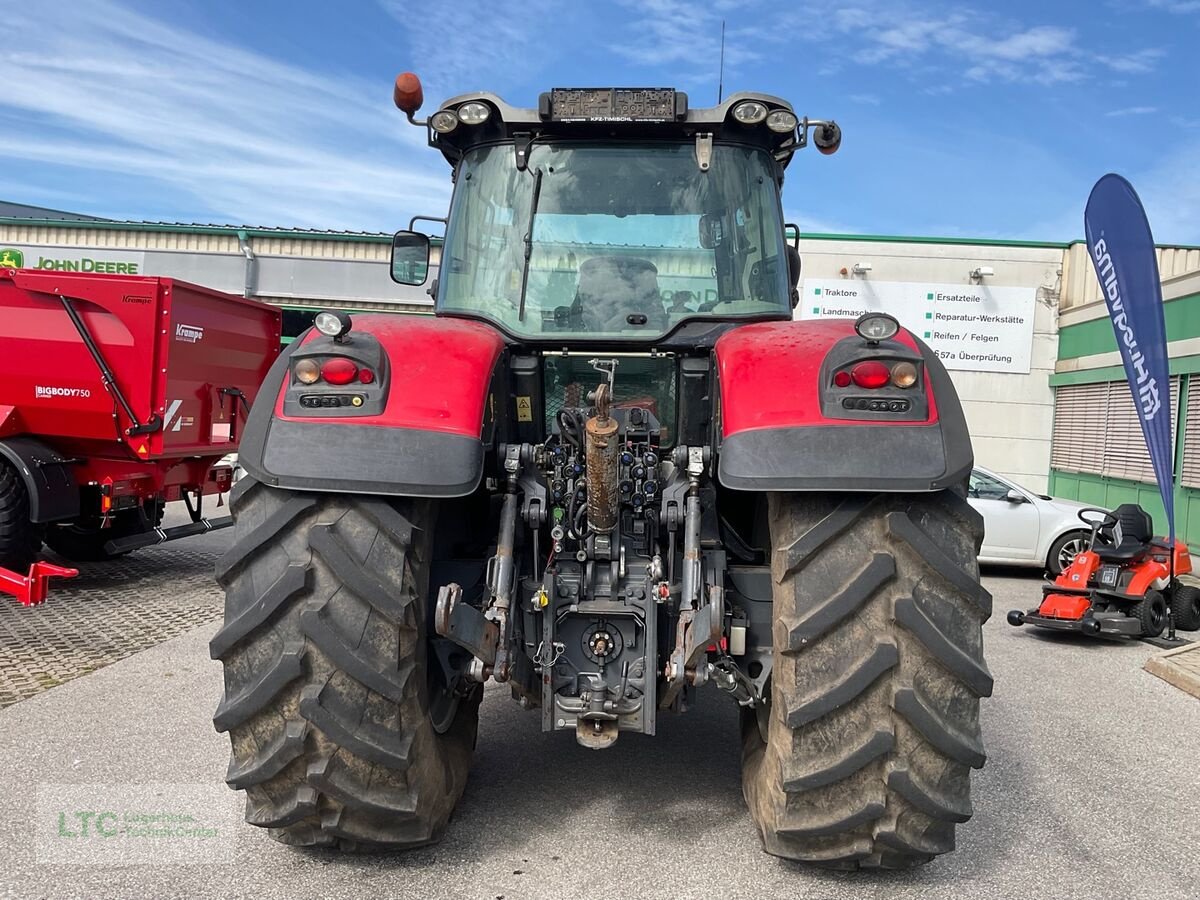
543,355,677,446
437,142,791,340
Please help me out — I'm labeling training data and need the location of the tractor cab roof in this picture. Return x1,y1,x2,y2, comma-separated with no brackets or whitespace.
420,88,834,171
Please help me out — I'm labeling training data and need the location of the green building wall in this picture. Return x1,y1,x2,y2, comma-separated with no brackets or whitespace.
1050,289,1200,544
1048,469,1200,545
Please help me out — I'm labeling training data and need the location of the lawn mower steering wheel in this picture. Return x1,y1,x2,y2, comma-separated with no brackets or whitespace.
1077,507,1118,549
1077,507,1118,529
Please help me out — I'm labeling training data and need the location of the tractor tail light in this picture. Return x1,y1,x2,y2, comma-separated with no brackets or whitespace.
833,370,851,388
359,368,375,384
294,358,320,384
890,361,918,388
321,358,359,385
850,361,890,389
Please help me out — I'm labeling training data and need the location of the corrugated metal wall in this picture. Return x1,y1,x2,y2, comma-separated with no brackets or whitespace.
0,222,241,252
0,220,432,311
0,222,409,258
251,236,391,260
1060,241,1200,310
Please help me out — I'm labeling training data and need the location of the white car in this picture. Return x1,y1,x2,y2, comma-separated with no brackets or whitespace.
967,466,1096,574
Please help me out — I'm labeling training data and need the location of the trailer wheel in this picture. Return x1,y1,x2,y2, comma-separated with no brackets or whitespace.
211,477,480,850
742,490,993,869
0,460,43,572
45,501,164,562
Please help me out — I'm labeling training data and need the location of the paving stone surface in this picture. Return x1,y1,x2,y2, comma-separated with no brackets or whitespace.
0,519,230,708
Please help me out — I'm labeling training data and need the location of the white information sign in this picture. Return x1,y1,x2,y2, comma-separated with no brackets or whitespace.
798,279,1037,374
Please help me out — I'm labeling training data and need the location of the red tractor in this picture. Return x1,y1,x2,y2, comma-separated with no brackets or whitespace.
212,77,993,869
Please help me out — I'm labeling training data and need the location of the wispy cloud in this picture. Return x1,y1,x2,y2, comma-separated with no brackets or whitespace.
379,0,558,104
607,0,764,80
1135,140,1200,243
1105,106,1159,116
1144,0,1200,12
785,2,1165,86
849,94,882,105
1099,48,1166,74
0,0,451,229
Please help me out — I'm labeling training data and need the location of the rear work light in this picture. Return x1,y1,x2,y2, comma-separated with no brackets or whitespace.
850,360,890,389
457,101,490,125
321,357,359,385
855,312,900,343
430,110,459,133
766,109,798,133
314,310,352,340
732,100,769,124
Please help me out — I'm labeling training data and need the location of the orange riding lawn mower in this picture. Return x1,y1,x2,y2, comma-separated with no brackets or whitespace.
1008,504,1200,639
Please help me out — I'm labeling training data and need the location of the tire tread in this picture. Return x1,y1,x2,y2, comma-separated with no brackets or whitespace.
213,478,478,850
742,489,991,869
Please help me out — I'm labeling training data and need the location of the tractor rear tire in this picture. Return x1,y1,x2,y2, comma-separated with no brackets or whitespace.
0,460,42,572
742,490,993,869
1131,590,1167,638
211,477,480,850
1170,585,1200,632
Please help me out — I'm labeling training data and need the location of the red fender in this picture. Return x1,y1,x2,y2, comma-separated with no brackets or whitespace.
714,320,937,433
277,315,505,437
240,315,506,498
712,319,971,493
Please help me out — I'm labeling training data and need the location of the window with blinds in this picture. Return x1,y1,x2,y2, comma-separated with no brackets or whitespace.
1181,381,1200,488
1051,376,1179,484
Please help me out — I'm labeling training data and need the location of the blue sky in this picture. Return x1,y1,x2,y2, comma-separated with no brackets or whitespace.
1,0,1197,242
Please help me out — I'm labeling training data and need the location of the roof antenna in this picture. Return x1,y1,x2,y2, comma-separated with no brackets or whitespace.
717,20,726,103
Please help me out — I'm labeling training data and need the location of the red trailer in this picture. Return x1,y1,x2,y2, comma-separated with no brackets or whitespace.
0,267,280,604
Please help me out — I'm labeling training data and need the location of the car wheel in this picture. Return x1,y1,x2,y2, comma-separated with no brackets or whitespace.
1048,531,1089,576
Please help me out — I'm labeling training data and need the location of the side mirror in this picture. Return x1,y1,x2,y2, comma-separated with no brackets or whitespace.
1005,489,1027,504
391,231,430,285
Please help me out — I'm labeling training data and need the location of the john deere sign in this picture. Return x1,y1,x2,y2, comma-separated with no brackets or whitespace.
0,245,142,274
30,254,140,274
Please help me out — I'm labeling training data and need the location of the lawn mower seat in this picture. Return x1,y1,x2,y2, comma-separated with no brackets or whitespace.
1094,504,1154,564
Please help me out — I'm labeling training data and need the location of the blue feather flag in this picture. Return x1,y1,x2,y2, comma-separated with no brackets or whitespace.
1084,174,1174,543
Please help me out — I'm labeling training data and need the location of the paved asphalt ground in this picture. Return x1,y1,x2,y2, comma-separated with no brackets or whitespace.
1,522,1198,899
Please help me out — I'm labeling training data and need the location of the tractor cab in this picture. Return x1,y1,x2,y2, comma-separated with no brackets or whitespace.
389,81,840,344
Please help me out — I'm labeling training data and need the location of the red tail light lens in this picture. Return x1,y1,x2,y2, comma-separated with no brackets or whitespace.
833,370,851,388
359,368,375,384
321,357,359,385
850,360,890,389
